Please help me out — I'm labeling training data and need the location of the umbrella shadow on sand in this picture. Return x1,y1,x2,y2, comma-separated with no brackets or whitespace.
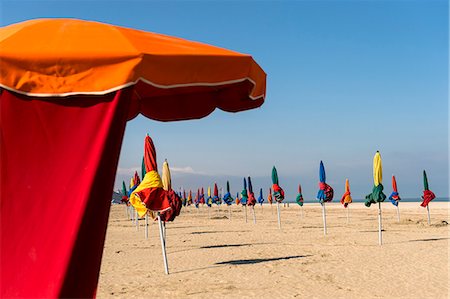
200,242,275,249
215,255,312,265
191,230,251,235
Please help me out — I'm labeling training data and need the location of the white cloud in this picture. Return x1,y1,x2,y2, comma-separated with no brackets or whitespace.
116,166,139,175
170,166,205,174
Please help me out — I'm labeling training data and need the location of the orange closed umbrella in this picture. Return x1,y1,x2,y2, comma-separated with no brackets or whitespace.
0,18,266,298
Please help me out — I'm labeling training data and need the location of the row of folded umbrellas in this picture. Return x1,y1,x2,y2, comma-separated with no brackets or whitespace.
121,141,436,218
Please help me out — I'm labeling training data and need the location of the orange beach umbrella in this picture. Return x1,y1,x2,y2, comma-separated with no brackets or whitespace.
0,18,266,298
0,18,265,121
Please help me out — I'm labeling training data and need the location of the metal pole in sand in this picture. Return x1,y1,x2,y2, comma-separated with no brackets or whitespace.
378,202,383,245
277,202,281,229
321,202,327,236
157,212,169,275
228,205,231,220
396,205,400,222
145,213,149,239
426,205,431,225
346,206,350,224
135,209,139,231
251,206,256,224
244,205,248,223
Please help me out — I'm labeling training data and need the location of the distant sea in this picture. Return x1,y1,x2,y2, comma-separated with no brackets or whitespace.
289,197,450,204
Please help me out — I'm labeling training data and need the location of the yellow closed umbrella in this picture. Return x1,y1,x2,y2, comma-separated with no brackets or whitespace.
162,159,171,191
365,151,387,245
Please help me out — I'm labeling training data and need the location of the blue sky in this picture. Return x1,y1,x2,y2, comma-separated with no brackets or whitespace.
2,0,448,200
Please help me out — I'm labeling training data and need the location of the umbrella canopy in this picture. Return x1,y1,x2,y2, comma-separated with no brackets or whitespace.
364,151,387,207
247,176,256,206
207,186,213,207
0,19,266,121
162,159,171,191
296,184,304,207
213,183,220,204
199,187,205,204
121,181,129,203
129,135,171,217
1,18,266,299
267,187,273,204
222,181,233,205
159,159,182,222
420,170,436,207
272,166,285,203
388,175,401,206
240,177,248,205
122,181,128,198
188,190,192,205
236,192,241,205
317,161,334,203
257,188,265,205
340,179,352,208
141,156,146,181
194,189,200,208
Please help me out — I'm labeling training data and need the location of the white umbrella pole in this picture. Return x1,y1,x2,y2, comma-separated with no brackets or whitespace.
322,202,327,236
125,204,128,218
277,202,281,229
301,206,304,218
208,207,211,219
157,213,169,275
252,206,256,224
135,209,139,231
346,206,350,224
130,206,133,221
378,202,383,245
228,205,231,220
396,205,400,222
163,222,166,241
426,205,431,225
145,213,149,239
244,205,248,223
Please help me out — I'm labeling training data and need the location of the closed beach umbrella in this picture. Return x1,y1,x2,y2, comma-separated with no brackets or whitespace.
340,179,352,208
340,179,352,223
365,151,386,245
222,181,234,205
129,136,169,217
268,187,273,205
162,159,171,191
207,186,213,207
272,166,285,229
241,178,249,222
296,184,304,207
199,187,205,205
236,192,241,205
188,190,192,206
420,170,436,224
247,177,257,223
213,183,220,204
258,188,265,206
0,18,266,298
247,176,256,206
365,151,386,207
317,161,333,235
296,184,304,218
241,178,248,205
141,157,146,182
389,175,401,222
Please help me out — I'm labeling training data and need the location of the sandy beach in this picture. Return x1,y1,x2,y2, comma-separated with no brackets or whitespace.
98,202,449,298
